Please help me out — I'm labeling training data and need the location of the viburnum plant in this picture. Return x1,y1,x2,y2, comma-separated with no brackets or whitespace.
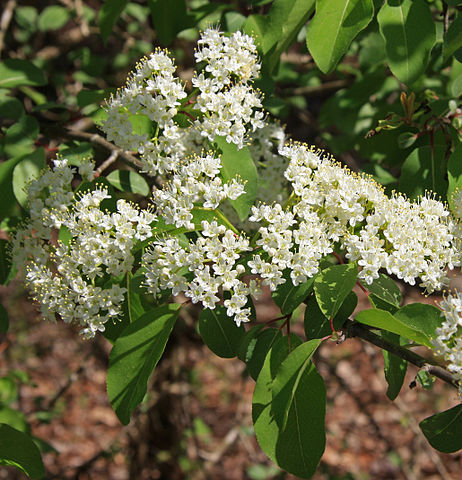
7,27,462,478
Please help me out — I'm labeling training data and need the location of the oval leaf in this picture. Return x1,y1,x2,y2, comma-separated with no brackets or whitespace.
394,303,442,341
306,0,374,74
37,5,70,31
314,263,358,319
355,308,432,347
272,270,315,315
420,404,462,453
106,170,150,196
107,304,180,425
98,0,129,43
214,136,258,221
364,273,402,313
377,0,436,85
198,306,245,358
0,59,46,88
0,423,45,479
12,150,46,208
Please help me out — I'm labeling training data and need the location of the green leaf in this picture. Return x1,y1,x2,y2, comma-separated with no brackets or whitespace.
4,115,40,158
15,7,38,31
447,142,462,207
12,150,46,208
364,273,401,313
382,331,407,400
377,0,436,85
242,328,283,380
0,377,18,405
272,339,322,430
147,0,189,46
106,170,150,196
0,305,8,334
0,424,45,479
98,0,129,43
263,0,316,73
58,141,94,166
416,370,435,390
355,308,432,347
0,239,12,286
253,338,326,478
443,14,462,62
198,306,246,359
398,145,447,200
107,304,180,424
0,91,23,120
0,407,28,433
272,270,315,315
420,404,462,453
304,291,357,340
394,303,442,341
0,59,46,88
314,263,358,319
214,136,258,221
37,6,70,31
306,0,374,74
0,157,22,220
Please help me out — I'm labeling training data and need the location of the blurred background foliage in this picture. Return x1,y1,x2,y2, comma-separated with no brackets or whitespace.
0,0,462,478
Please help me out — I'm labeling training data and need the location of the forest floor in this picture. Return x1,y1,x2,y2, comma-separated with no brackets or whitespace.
1,277,462,480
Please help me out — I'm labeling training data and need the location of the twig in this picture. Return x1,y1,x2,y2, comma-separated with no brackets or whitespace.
345,321,458,389
0,0,16,58
95,150,118,175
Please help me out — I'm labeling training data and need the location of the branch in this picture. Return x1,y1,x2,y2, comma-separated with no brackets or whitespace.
344,321,459,390
0,0,16,58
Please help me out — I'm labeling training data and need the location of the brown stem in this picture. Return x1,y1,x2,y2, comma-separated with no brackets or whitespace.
344,321,458,390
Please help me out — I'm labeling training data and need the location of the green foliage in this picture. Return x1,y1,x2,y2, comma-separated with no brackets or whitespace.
99,0,129,43
37,6,70,32
272,270,315,315
0,424,45,479
314,263,358,319
147,0,189,46
107,304,180,424
377,0,436,86
306,0,374,74
198,306,246,358
420,404,462,453
214,136,258,221
106,170,150,196
365,273,402,313
253,338,326,478
0,59,46,88
382,331,407,400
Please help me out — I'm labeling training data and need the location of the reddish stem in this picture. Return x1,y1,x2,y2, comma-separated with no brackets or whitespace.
332,251,344,264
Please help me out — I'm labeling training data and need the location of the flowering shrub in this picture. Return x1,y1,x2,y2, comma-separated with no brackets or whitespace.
5,27,462,478
1,0,462,477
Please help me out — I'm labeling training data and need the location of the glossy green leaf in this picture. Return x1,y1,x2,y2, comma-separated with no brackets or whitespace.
443,14,462,62
99,0,129,43
198,306,246,358
58,141,94,166
0,407,28,433
214,136,258,221
382,331,407,400
12,150,46,208
447,142,462,206
263,0,315,72
0,157,22,220
272,339,322,430
377,0,436,85
398,145,447,199
0,59,46,88
0,305,9,334
4,115,39,158
306,0,374,74
304,291,357,340
314,263,358,319
148,0,189,46
0,424,45,479
0,377,17,405
420,404,462,453
107,304,180,424
106,170,150,196
0,239,12,286
364,273,401,313
355,308,432,347
394,303,442,341
37,6,70,31
272,270,315,315
242,328,283,380
253,338,326,478
0,92,23,120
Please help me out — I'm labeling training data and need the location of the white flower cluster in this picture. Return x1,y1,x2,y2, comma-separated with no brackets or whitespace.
143,221,259,326
101,28,264,177
247,143,460,292
432,292,462,395
12,160,155,338
193,28,264,148
153,153,245,230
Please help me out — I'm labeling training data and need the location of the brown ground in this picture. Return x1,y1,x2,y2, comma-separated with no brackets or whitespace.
1,277,462,480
